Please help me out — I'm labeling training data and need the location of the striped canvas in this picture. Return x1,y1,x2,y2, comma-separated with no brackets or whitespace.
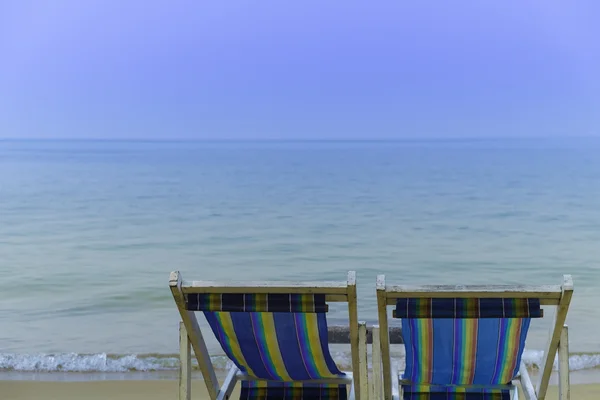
204,308,347,399
399,318,530,399
240,381,347,400
186,293,328,313
401,389,510,400
394,298,542,319
394,297,537,400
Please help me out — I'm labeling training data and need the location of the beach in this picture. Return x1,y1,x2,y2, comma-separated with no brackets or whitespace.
3,380,600,400
1,380,237,400
4,0,600,395
4,368,600,399
2,139,600,393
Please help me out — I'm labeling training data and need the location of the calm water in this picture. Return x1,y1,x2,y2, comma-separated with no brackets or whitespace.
1,139,600,373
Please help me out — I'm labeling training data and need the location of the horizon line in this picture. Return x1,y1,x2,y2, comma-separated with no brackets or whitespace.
1,135,599,143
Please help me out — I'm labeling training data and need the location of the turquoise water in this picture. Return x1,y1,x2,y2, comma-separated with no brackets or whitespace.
1,139,600,373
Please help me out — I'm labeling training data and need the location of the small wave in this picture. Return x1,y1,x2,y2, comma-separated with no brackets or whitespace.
2,350,600,373
522,350,600,372
0,353,180,372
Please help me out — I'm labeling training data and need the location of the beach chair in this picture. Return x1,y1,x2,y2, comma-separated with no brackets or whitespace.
169,270,368,400
373,275,573,400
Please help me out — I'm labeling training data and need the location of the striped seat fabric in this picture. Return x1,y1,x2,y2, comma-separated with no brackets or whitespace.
186,293,329,313
186,294,347,399
241,381,347,400
394,298,542,319
394,298,542,400
401,388,510,400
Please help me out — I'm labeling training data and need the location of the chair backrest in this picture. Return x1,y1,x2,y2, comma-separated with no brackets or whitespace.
170,271,362,399
376,275,573,400
192,293,343,380
396,297,542,398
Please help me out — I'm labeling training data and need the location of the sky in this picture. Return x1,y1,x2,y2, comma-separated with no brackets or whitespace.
1,1,599,140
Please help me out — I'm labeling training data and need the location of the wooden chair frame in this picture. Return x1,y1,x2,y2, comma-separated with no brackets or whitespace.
373,275,573,400
170,270,368,400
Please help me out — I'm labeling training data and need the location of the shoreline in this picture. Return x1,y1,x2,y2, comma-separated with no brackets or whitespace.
7,369,600,383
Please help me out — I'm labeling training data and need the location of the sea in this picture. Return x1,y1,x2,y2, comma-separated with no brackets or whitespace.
1,138,600,380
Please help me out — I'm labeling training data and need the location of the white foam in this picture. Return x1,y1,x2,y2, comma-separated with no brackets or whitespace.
2,350,600,373
522,350,600,372
0,353,179,372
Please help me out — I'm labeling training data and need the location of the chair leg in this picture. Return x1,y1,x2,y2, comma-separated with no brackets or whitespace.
558,325,570,400
216,366,239,400
180,322,192,400
391,363,400,400
518,361,538,400
372,325,383,400
358,322,369,400
349,380,356,400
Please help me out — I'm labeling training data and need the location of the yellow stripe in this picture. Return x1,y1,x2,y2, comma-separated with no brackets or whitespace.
421,319,433,381
303,313,339,378
256,294,267,311
210,295,220,311
500,319,521,383
217,313,257,377
462,319,477,384
419,299,428,317
253,380,268,389
260,313,292,380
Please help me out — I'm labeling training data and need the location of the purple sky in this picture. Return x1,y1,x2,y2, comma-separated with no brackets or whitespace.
1,1,599,140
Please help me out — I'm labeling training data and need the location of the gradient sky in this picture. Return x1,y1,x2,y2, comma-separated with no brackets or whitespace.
1,1,599,140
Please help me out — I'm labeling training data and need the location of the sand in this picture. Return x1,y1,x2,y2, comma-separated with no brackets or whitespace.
0,380,236,400
2,380,600,400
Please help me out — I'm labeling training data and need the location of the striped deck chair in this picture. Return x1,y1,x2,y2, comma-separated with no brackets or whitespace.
169,271,368,400
373,275,573,400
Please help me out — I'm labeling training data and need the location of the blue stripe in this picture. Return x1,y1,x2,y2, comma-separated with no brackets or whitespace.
229,312,272,379
401,318,416,381
203,312,246,371
491,320,508,383
431,319,453,384
473,319,500,384
273,312,313,380
316,313,343,375
450,318,461,385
